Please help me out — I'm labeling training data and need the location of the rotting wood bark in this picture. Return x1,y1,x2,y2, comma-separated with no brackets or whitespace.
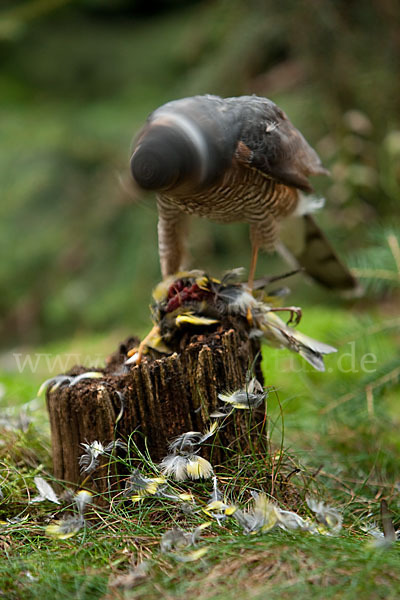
46,323,264,490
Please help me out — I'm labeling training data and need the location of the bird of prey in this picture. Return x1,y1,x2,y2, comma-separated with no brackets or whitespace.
130,94,357,291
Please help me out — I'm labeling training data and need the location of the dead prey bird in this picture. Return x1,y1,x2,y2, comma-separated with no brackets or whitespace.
126,269,336,371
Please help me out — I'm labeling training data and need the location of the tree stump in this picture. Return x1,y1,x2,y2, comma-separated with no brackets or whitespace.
46,322,264,491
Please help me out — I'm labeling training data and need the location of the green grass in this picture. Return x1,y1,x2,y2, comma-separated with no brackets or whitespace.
1,498,400,600
2,528,400,600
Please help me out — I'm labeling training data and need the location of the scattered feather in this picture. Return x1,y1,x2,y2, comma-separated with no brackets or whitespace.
6,515,29,524
177,492,195,502
306,497,343,534
234,493,279,534
38,376,72,396
209,475,223,504
277,509,313,532
360,522,384,539
160,528,189,553
69,372,104,387
203,477,236,524
114,391,125,426
74,490,93,514
159,453,213,481
186,456,214,480
200,421,219,442
31,477,60,505
218,377,267,409
175,547,209,562
124,470,166,500
168,432,205,453
46,515,85,540
161,523,210,555
159,455,190,481
168,422,218,453
204,500,237,524
79,439,127,474
210,407,232,418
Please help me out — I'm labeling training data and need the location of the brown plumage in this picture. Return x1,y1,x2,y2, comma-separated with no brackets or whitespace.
130,94,357,291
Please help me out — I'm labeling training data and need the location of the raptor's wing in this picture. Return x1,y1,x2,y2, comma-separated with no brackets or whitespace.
233,97,328,192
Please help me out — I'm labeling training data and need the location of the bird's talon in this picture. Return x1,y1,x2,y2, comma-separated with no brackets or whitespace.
268,306,302,327
287,308,302,327
125,343,150,365
125,351,139,365
125,324,161,366
125,346,144,365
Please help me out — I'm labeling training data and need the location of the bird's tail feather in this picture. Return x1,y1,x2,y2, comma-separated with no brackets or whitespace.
278,214,360,293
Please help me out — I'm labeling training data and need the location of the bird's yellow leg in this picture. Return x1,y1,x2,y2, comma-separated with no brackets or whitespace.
126,324,161,365
248,243,259,291
246,243,259,324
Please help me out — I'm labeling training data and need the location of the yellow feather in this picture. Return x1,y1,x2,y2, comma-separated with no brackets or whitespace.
175,313,219,327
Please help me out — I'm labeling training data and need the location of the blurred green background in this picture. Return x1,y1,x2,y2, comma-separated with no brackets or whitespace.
1,0,400,350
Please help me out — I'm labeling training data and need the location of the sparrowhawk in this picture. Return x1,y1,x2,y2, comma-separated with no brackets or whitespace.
130,94,357,291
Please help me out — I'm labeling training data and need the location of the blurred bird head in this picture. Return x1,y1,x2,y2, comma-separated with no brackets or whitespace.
130,98,239,192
